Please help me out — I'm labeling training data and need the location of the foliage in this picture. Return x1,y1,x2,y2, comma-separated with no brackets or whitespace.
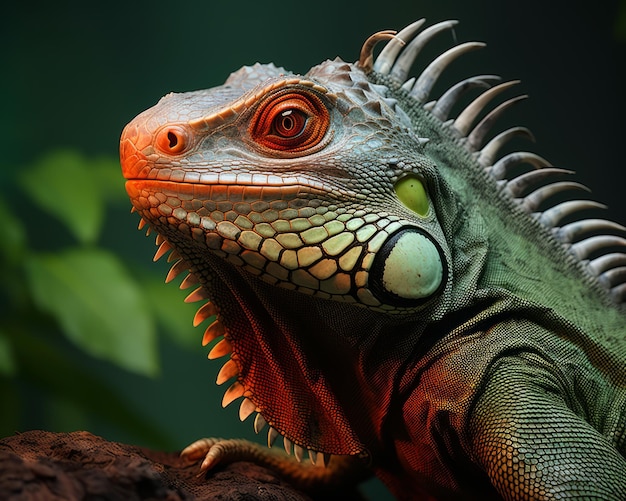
0,150,197,447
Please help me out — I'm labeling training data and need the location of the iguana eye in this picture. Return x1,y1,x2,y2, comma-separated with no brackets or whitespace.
249,91,330,154
395,175,429,216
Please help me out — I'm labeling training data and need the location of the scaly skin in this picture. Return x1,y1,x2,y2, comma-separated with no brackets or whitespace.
120,19,626,500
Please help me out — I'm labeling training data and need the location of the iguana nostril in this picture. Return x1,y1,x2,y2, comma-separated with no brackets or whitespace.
155,125,189,155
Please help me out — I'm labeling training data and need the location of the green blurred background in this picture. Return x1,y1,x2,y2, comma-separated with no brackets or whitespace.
1,0,625,498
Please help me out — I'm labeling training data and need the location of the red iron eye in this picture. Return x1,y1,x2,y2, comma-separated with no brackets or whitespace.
155,125,190,155
249,91,330,154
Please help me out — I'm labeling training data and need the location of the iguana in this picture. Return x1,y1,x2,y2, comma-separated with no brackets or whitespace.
119,18,626,500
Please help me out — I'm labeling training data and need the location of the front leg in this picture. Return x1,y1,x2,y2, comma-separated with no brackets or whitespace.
470,356,626,500
181,437,371,492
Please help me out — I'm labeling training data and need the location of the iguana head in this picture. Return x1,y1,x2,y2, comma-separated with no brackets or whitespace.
120,60,451,314
120,19,626,461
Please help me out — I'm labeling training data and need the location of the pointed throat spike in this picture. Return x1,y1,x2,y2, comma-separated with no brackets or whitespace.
193,302,218,327
239,398,257,421
202,321,225,346
254,413,267,434
221,380,245,408
216,358,239,385
267,427,279,448
208,337,233,359
165,259,188,283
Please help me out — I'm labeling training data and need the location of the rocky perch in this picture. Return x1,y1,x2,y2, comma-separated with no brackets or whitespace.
0,430,366,500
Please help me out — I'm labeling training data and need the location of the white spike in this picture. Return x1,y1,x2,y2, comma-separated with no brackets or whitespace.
370,83,389,95
401,77,416,92
382,97,398,109
505,168,572,198
570,235,626,260
538,200,606,228
283,436,292,455
599,267,626,288
374,19,426,74
254,413,267,434
454,81,520,137
489,152,552,181
431,75,501,122
478,127,535,167
293,444,305,463
410,42,486,103
267,427,279,448
521,182,590,213
390,20,459,82
395,105,412,128
556,219,626,244
467,95,528,151
611,283,626,303
588,253,626,276
239,398,257,421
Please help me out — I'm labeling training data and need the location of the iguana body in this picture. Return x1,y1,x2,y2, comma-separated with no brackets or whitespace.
120,19,626,500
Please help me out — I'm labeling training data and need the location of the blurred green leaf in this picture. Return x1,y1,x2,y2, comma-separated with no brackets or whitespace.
24,248,159,376
0,196,26,265
19,150,104,245
0,331,16,377
141,275,200,350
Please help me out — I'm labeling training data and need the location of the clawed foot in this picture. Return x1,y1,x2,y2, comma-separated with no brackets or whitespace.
181,437,283,474
181,437,371,489
180,437,221,472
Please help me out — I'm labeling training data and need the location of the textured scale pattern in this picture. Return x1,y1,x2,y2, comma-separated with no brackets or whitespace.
120,17,626,501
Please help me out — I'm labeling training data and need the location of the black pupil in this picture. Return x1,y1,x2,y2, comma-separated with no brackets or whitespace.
281,112,295,132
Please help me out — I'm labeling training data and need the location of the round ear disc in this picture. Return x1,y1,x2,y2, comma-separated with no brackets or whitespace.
369,228,446,306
